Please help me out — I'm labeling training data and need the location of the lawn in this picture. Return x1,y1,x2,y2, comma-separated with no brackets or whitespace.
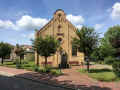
0,60,62,76
78,68,120,82
0,60,35,70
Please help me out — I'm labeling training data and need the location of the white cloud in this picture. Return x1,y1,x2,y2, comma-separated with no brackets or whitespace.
0,20,16,30
76,25,83,30
0,14,85,31
94,24,104,30
111,2,120,20
67,14,84,25
16,15,48,30
0,15,49,31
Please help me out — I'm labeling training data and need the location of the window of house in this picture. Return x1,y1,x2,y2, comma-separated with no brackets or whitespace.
72,45,77,56
58,25,61,32
58,38,62,44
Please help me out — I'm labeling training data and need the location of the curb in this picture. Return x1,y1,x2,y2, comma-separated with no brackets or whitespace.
15,75,76,90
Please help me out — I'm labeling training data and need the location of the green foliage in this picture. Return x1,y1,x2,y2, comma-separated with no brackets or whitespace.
50,69,62,76
105,25,120,48
104,56,115,65
99,38,116,60
33,36,59,57
90,48,101,61
73,26,99,57
78,68,118,82
112,60,120,77
33,65,40,72
33,36,59,66
15,59,22,69
15,44,25,59
39,66,52,73
0,42,12,64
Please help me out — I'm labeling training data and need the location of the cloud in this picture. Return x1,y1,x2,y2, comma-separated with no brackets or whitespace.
0,14,85,31
16,15,48,30
67,14,84,25
111,2,120,20
94,24,104,30
0,15,49,31
0,20,16,30
76,25,83,30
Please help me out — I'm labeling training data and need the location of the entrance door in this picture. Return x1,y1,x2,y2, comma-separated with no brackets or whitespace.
60,52,68,68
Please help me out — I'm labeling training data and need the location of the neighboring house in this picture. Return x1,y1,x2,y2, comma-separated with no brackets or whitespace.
35,9,84,67
10,45,34,60
22,45,34,60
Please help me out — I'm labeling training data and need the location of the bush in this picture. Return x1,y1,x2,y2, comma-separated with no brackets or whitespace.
112,60,120,77
104,56,115,65
33,65,40,72
50,69,62,76
39,66,52,73
15,59,22,69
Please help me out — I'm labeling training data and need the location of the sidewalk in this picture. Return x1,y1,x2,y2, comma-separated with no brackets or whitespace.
0,66,120,90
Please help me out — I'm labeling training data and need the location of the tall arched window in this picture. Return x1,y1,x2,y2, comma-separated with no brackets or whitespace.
72,45,77,56
58,38,62,44
58,25,61,32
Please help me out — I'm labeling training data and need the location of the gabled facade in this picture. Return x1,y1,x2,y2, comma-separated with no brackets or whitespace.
35,9,84,67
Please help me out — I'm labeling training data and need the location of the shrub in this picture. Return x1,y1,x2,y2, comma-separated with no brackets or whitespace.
104,56,115,65
33,65,40,72
50,69,62,76
15,59,22,69
39,66,52,73
112,60,120,77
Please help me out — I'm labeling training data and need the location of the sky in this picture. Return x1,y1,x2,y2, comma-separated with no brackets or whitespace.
0,0,120,45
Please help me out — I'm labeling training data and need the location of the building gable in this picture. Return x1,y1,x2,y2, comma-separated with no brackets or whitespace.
36,9,77,37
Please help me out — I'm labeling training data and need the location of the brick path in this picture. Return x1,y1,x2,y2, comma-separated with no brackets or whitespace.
0,66,120,90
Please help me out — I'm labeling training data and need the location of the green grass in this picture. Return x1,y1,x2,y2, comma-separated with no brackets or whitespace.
0,60,62,76
0,60,35,70
0,61,16,68
78,68,120,82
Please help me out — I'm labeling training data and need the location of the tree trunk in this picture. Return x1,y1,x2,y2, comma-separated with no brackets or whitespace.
36,54,39,66
20,56,21,64
45,57,47,68
1,57,4,64
86,55,90,72
85,54,90,72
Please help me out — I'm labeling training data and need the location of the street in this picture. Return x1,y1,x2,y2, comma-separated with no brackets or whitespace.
0,75,70,90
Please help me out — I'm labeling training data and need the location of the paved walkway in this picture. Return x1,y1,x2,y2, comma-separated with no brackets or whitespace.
0,66,120,90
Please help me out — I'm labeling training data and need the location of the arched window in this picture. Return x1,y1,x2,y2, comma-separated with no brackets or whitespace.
58,25,61,32
58,38,62,44
72,45,77,56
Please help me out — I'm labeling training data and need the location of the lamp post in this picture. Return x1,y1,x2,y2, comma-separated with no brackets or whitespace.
85,56,90,72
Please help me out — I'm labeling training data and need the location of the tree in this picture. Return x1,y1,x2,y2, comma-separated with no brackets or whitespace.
0,42,12,64
33,36,59,67
99,38,116,60
104,25,120,48
73,26,99,72
14,44,25,64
